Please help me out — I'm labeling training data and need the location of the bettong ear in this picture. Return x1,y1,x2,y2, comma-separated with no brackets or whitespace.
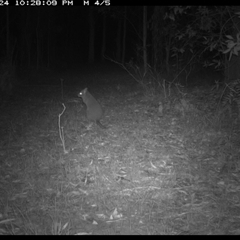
78,88,87,97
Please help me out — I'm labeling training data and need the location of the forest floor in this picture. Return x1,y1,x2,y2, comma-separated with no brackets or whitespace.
0,66,240,235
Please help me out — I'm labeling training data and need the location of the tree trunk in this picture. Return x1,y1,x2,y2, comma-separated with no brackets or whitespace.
88,7,95,64
47,9,51,68
121,7,127,63
143,6,148,74
225,55,240,81
101,14,106,62
116,17,122,62
6,7,10,57
151,6,162,72
36,10,40,69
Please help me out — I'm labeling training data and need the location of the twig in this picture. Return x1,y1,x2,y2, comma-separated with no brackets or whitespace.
58,103,68,154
